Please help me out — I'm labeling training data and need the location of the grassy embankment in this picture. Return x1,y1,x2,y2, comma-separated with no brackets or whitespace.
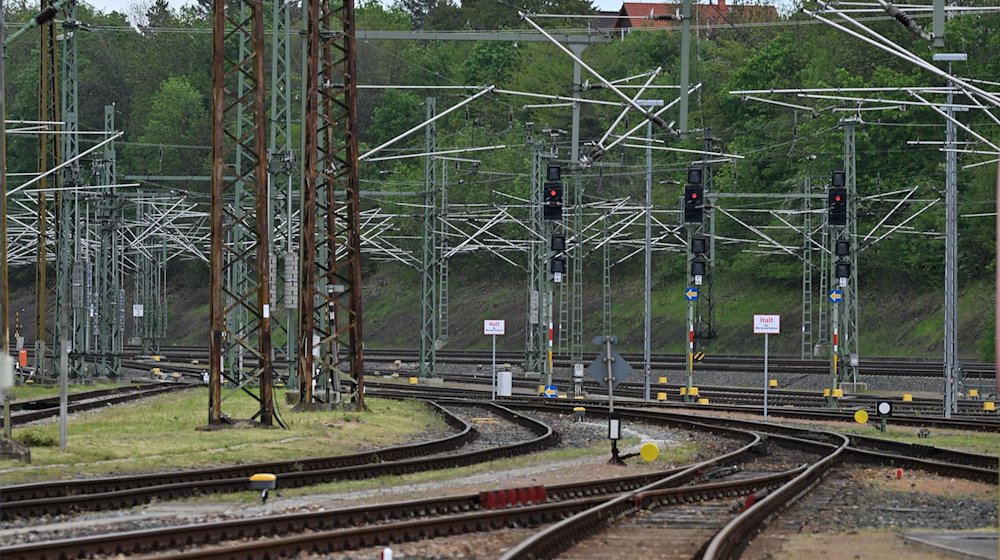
0,388,691,488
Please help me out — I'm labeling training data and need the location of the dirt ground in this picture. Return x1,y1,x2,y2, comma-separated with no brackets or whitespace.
746,530,972,560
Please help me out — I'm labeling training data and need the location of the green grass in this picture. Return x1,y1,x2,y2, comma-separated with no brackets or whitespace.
807,421,1000,456
0,390,445,484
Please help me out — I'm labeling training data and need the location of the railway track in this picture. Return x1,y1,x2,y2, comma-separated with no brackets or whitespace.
370,379,1000,432
0,382,197,428
1,392,993,559
0,401,552,520
115,345,998,380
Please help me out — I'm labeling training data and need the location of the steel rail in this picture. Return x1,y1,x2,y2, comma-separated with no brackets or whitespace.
701,432,851,559
133,471,798,560
0,466,700,559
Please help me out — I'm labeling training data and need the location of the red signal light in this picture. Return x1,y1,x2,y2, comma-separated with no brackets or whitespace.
690,192,699,199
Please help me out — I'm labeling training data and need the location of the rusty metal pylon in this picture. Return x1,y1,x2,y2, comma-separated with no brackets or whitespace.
297,0,365,410
208,0,276,425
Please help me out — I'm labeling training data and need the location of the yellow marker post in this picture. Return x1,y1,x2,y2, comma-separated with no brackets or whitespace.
902,393,913,402
249,473,277,503
640,442,660,462
689,387,699,397
969,389,979,399
833,388,844,398
854,409,869,424
409,377,418,385
697,398,709,405
768,379,778,388
656,392,667,401
984,402,995,412
658,376,667,384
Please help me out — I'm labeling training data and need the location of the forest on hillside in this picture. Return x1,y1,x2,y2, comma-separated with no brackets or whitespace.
3,0,999,351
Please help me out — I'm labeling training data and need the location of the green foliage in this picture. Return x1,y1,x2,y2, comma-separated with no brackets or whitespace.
461,42,522,86
132,77,210,180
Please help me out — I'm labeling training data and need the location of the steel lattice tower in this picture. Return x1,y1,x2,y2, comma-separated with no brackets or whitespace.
35,12,59,378
842,117,860,384
296,0,365,409
55,1,85,378
209,0,276,425
418,98,437,379
269,0,297,386
96,105,122,376
524,148,545,374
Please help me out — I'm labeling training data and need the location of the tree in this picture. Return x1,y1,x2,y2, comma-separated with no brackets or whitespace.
129,77,210,185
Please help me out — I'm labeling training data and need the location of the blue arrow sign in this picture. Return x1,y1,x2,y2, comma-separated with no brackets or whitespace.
543,385,559,398
685,287,699,301
829,289,843,303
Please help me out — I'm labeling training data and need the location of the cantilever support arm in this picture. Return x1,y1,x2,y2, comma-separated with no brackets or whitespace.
519,12,674,134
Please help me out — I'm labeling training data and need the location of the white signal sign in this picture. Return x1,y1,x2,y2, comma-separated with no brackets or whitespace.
753,314,780,335
484,320,506,336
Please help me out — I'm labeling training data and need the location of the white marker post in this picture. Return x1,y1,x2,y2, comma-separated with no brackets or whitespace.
484,320,506,399
753,315,780,422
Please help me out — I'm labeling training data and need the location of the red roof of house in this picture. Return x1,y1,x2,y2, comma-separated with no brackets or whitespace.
615,1,777,30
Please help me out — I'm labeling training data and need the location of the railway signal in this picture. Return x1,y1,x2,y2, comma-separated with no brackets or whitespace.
683,185,704,224
690,236,707,285
828,188,847,227
543,164,563,221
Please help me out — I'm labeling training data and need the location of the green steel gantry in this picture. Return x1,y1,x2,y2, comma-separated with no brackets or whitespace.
54,0,85,377
418,98,437,379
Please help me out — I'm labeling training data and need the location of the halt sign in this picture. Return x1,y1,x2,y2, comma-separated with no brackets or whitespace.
483,320,506,336
753,314,780,335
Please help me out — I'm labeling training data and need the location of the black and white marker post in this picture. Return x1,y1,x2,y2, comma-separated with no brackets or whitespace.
603,335,624,465
588,335,632,466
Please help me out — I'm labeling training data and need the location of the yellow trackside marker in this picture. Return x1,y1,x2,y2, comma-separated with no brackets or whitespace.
833,388,844,398
249,473,277,483
557,393,567,399
697,398,709,405
902,393,913,402
969,389,979,398
538,384,545,395
656,392,667,401
768,379,778,388
984,402,995,412
409,377,418,385
152,367,161,375
823,388,831,397
854,410,869,424
689,387,699,397
680,387,687,396
640,442,660,462
152,355,161,362
658,376,667,384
